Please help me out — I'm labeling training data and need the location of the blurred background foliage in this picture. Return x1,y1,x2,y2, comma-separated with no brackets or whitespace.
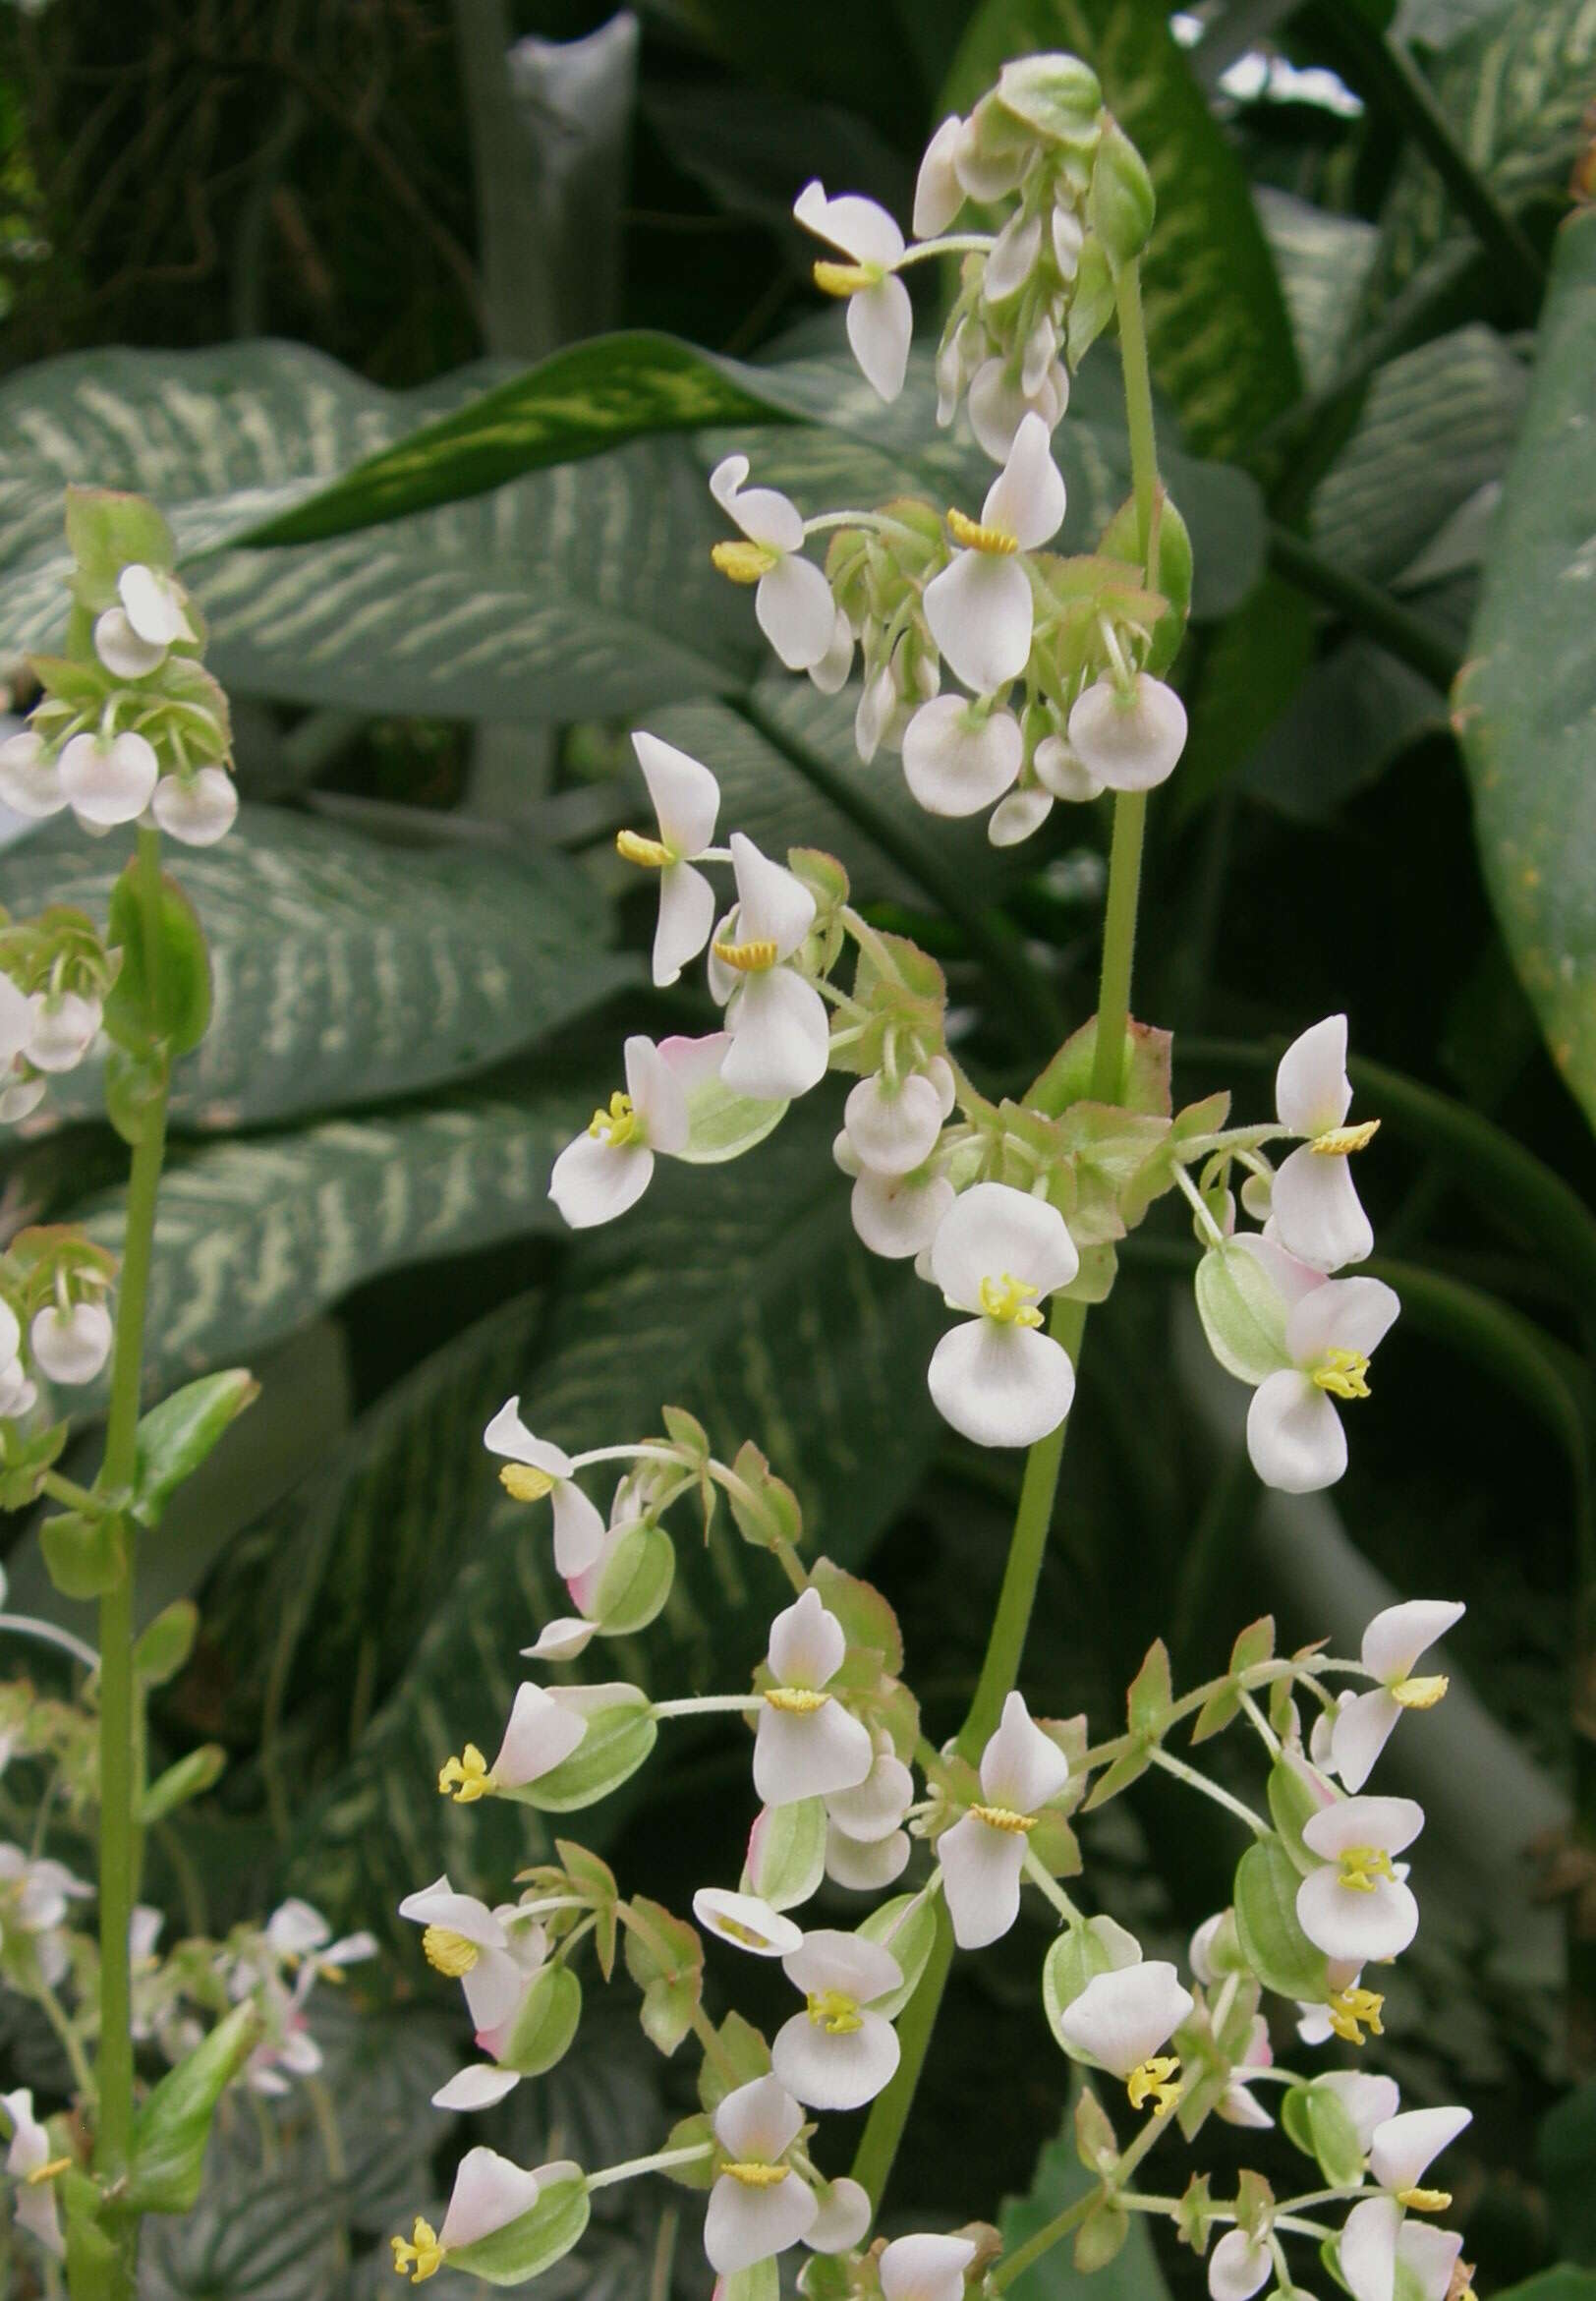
1,0,1595,2295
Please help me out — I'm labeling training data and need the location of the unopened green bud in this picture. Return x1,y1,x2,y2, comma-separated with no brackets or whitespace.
1090,120,1156,267
998,52,1103,144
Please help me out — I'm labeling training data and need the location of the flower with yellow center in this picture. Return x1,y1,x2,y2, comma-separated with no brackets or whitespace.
1227,1236,1400,1494
692,1887,804,1960
2,2088,66,2258
1297,1795,1423,1965
617,731,721,987
1339,2108,1472,2301
1272,1015,1379,1271
484,1397,605,1577
937,1691,1071,1947
1327,1985,1387,2045
548,1034,691,1231
1056,1960,1195,2119
391,2149,566,2284
754,1587,874,1807
792,182,913,403
706,834,829,1104
927,1182,1080,1449
772,1929,903,2109
923,414,1065,695
1330,1599,1466,1792
704,2075,817,2273
709,456,835,671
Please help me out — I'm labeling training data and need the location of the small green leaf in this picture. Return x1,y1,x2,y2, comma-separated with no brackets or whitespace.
447,2170,591,2286
515,1702,658,1814
1233,1837,1330,2003
1127,1639,1172,1732
103,862,210,1060
1194,1240,1289,1385
504,1964,582,2077
809,1558,903,1673
132,1599,199,1687
141,1744,226,1824
1083,1747,1150,1810
696,2011,771,2112
126,2000,261,2213
132,1369,258,1526
40,1509,125,1600
743,1797,827,1913
1075,2198,1131,2272
857,1895,939,2021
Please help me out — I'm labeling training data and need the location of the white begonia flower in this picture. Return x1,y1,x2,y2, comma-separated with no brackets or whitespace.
1348,2221,1468,2301
967,357,1069,463
1296,1795,1424,1964
1339,2107,1472,2301
844,1056,954,1177
1371,2105,1472,2197
806,2178,874,2255
927,1182,1080,1448
755,1587,874,1807
1035,732,1104,803
1245,1260,1401,1493
151,768,238,847
58,730,159,829
772,1928,903,2109
810,605,856,696
1067,673,1187,792
704,2073,817,2273
619,732,721,988
484,1398,606,1578
398,1876,550,2035
709,834,829,1103
793,181,913,404
1272,1014,1379,1271
94,606,166,680
1331,1600,1465,1792
914,117,968,238
436,1681,589,1805
902,698,1024,818
30,1300,113,1386
693,1888,805,1959
881,2231,980,2301
826,1820,911,1891
846,1149,957,1261
1208,2227,1272,2301
989,787,1054,846
0,979,32,1073
710,455,835,671
1056,1961,1195,2117
27,991,101,1073
262,1896,378,1983
549,1033,690,1229
3,2088,65,2258
0,1847,91,1986
937,1692,1070,1948
0,731,67,819
434,1908,554,2110
923,416,1066,695
825,1738,915,1890
391,2149,574,2284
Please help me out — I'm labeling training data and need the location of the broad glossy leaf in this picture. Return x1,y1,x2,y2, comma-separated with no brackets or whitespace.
942,0,1302,460
1257,190,1378,395
0,809,634,1130
1458,207,1596,1131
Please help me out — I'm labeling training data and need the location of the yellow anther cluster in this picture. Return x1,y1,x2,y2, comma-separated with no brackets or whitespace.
765,1686,830,1714
1396,2188,1453,2215
1327,1985,1385,2044
1312,1347,1371,1401
969,1803,1038,1834
500,1462,555,1503
721,2160,791,2189
588,1091,640,1146
1336,1844,1396,1894
438,1745,495,1804
1312,1119,1381,1157
422,1926,481,1979
615,829,672,869
1126,2055,1181,2116
712,936,779,974
946,507,1019,555
812,259,876,297
1393,1673,1449,1710
808,1988,864,2036
392,2216,445,2283
712,540,777,584
980,1272,1044,1328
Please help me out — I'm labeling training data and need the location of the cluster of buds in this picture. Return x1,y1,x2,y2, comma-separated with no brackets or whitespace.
0,1228,116,1420
0,903,117,1124
0,489,236,846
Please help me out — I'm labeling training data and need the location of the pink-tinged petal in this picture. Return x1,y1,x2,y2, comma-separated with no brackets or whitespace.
902,699,1023,817
729,834,816,957
845,1071,946,1176
632,729,719,854
521,1617,598,1660
769,1586,846,1687
826,1824,910,1890
484,1403,572,1478
1369,2105,1472,2192
924,554,1033,694
433,2064,522,2110
652,862,716,988
549,1480,606,1578
1397,2225,1464,2301
713,2072,805,2163
914,118,966,237
827,1753,914,1841
1277,1014,1352,1136
1302,1794,1425,1861
398,1876,506,1946
1340,2197,1401,2301
439,2148,543,2249
936,1811,1027,1947
705,2170,816,2273
1218,2081,1276,2131
1231,1233,1328,1314
852,1170,955,1260
1057,1963,1194,2077
625,1034,690,1155
1295,1870,1418,1964
1287,1276,1400,1368
984,210,1042,304
754,1702,875,1807
710,455,803,551
1208,2228,1272,2301
1273,1145,1374,1272
758,552,838,671
59,730,158,826
1362,1600,1465,1683
152,768,238,845
881,2232,979,2301
848,276,913,403
783,1928,902,2004
793,182,905,266
548,1132,654,1229
722,970,829,1102
494,1681,587,1786
1331,1691,1403,1793
1246,1369,1346,1492
931,1180,1079,1308
980,1691,1070,1812
1319,2071,1401,2154
982,413,1065,549
1067,675,1186,792
772,2005,899,2110
807,2178,873,2255
928,1318,1075,1449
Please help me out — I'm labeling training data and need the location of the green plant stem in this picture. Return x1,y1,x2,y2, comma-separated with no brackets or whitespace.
1115,262,1158,579
992,2083,1183,2291
1266,526,1462,691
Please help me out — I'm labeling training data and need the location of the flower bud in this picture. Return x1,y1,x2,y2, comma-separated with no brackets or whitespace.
1089,122,1156,268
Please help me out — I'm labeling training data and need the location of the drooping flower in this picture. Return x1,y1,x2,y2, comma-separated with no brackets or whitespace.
1216,2015,1276,2130
710,456,835,671
1272,1015,1378,1271
261,1897,378,1985
881,2230,980,2301
824,1736,915,1894
807,2178,874,2256
754,1587,874,1807
843,1057,954,1177
1331,1600,1464,1792
484,1399,605,1577
0,1846,91,1986
29,1299,113,1386
772,1928,903,2109
392,2149,575,2285
793,182,913,403
926,1182,1080,1447
1240,1244,1401,1492
26,992,101,1073
704,2074,817,2273
432,1907,555,2110
1056,1961,1195,2117
708,835,828,1102
618,733,721,988
914,117,968,239
901,699,1024,819
923,417,1066,695
435,1682,590,1805
1067,673,1187,792
1339,2107,1472,2301
151,767,238,846
1296,1795,1424,1964
58,730,159,829
548,1034,690,1229
0,731,66,819
937,1692,1070,1947
693,1888,805,1959
2,2089,65,2257
1208,2227,1271,2301
398,1877,549,2039
97,563,195,677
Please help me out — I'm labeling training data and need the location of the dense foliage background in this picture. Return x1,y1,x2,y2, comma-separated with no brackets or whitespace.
2,1,1594,2295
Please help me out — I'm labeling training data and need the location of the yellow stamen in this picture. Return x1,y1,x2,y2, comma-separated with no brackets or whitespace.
1336,1844,1396,1893
717,1918,775,1949
721,2161,790,2189
501,1462,555,1503
765,1686,829,1714
807,1988,863,2036
422,1927,481,1979
712,540,777,584
25,2157,72,2186
812,259,877,297
1312,1347,1371,1401
1393,1673,1449,1710
1126,2055,1181,2116
616,829,672,869
588,1090,640,1146
946,506,1019,555
1312,1119,1381,1156
1327,1985,1385,2045
980,1272,1044,1328
393,2217,446,2282
1397,2189,1453,2215
712,936,779,973
438,1745,496,1803
969,1803,1038,1834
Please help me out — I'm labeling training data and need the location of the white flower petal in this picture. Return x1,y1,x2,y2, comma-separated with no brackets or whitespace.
0,978,29,1069
693,1888,804,1958
0,734,66,819
1331,1691,1403,1794
989,788,1053,845
722,969,830,1102
494,1681,588,1786
1319,2071,1402,2154
120,564,192,646
1369,2105,1471,2192
94,606,166,678
852,1170,955,1260
432,2064,523,2110
932,1181,1079,1307
30,1302,112,1385
1208,2228,1272,2301
881,2233,979,2301
902,698,1023,816
1067,675,1187,792
27,990,100,1071
980,1691,1070,1812
1272,1144,1374,1272
705,2169,816,2273
967,358,1064,463
713,2072,805,2163
521,1617,598,1661
1287,1276,1400,1368
758,552,838,671
1052,205,1084,278
914,118,966,237
1277,1015,1352,1136
1056,1962,1194,2077
1033,734,1102,801
484,1405,573,1479
826,1752,914,1842
845,1071,946,1176
807,2177,873,2255
548,1131,654,1229
646,861,715,990
982,414,1065,549
1340,2196,1402,2301
769,1586,845,1688
793,182,904,266
783,1928,901,2004
1302,1795,1425,1862
439,2147,543,2250
929,1318,1075,1448
710,455,804,552
826,1823,910,1890
772,2005,899,2111
848,275,913,404
730,834,816,957
1295,1870,1418,1964
755,1702,875,1808
1246,1368,1346,1492
984,210,1042,304
397,1876,506,1947
809,606,855,695
924,554,1034,695
625,1034,690,1155
1232,1232,1327,1315
151,768,237,845
1362,1600,1465,1684
59,731,158,827
632,729,719,855
937,1811,1026,1948
1398,2225,1464,2301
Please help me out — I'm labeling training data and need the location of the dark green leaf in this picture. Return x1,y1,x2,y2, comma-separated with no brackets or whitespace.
126,2001,262,2214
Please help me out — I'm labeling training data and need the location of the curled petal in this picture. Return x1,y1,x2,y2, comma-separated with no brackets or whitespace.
1056,1962,1194,2078
793,181,905,266
729,834,817,957
769,1587,846,1687
1368,2104,1472,2192
722,970,830,1103
653,861,717,989
632,729,719,855
625,1034,690,1155
979,1690,1070,1813
151,768,238,845
710,455,803,551
807,2178,873,2255
1276,1013,1352,1136
754,1701,874,1808
433,2064,522,2111
439,2148,544,2250
984,210,1042,303
989,788,1053,845
1362,1599,1464,1684
826,1822,910,1890
713,2071,805,2164
914,118,967,238
1286,1276,1400,1370
982,413,1066,549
